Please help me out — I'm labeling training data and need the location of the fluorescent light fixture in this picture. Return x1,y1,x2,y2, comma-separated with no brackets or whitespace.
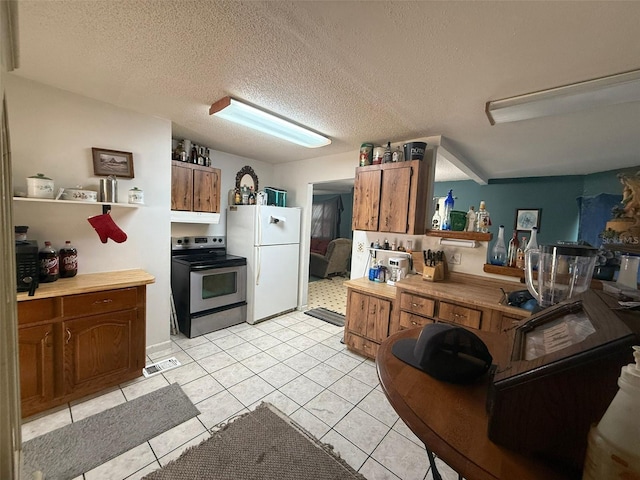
486,69,640,125
439,238,478,248
209,96,331,148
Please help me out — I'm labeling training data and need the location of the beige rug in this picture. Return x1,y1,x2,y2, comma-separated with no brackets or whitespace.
143,402,367,480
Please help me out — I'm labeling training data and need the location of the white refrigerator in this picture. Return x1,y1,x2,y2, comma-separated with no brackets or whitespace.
226,205,301,324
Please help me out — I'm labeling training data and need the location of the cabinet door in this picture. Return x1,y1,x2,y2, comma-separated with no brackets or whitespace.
346,290,369,336
19,324,55,412
379,166,412,233
62,310,141,394
352,169,381,231
193,168,220,213
366,296,391,343
171,163,193,211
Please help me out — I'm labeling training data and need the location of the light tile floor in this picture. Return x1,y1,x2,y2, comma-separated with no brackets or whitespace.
22,314,462,480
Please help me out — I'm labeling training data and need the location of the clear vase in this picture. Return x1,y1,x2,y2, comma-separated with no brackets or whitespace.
490,225,507,266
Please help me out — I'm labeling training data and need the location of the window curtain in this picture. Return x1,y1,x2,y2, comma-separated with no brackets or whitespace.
311,195,344,239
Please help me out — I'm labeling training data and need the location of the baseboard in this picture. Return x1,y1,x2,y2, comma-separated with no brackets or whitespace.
146,340,172,357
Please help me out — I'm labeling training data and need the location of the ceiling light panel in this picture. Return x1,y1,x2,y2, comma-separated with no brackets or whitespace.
209,97,331,148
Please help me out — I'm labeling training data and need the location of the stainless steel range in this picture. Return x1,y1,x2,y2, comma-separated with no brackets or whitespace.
171,236,247,338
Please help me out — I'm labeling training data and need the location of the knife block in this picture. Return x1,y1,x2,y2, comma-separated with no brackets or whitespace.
423,263,444,281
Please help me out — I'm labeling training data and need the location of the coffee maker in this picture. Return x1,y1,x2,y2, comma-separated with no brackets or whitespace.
387,257,409,285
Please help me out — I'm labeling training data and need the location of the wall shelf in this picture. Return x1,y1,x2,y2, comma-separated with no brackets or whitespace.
425,229,493,242
483,264,525,279
13,197,140,214
602,243,640,255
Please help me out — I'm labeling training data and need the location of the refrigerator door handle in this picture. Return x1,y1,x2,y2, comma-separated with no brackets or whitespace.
256,247,261,285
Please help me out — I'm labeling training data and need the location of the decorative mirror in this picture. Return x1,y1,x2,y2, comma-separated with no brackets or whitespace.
235,165,259,192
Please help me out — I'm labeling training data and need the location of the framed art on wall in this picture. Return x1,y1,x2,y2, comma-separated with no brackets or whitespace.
92,148,134,178
515,208,541,232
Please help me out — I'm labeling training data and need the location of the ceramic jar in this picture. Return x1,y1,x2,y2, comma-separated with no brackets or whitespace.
128,187,144,204
27,173,54,199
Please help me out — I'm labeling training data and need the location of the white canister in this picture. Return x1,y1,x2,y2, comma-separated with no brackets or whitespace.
128,187,144,204
27,173,54,199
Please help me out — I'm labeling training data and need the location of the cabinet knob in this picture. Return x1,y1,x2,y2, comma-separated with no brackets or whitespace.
411,321,418,326
411,303,418,307
44,330,51,347
65,328,71,344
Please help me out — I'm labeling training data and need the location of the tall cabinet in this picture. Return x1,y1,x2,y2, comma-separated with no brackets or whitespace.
352,160,430,234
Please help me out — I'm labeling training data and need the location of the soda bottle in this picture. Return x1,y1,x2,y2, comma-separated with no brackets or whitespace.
59,241,78,278
39,241,59,283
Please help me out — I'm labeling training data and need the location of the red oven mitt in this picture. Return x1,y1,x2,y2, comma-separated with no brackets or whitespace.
87,213,128,243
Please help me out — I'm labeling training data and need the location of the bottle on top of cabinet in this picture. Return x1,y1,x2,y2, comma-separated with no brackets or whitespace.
383,142,393,163
59,241,78,278
465,206,476,232
39,241,59,283
431,203,441,230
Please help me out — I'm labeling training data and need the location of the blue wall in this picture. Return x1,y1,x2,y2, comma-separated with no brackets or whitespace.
434,166,639,247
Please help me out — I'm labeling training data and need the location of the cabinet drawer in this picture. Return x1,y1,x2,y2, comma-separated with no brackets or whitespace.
344,332,379,359
399,311,434,331
63,288,138,317
18,298,59,325
438,302,482,329
400,292,435,317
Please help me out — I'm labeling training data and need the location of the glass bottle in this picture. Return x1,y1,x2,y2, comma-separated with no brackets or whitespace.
59,241,78,278
383,141,392,163
39,241,59,283
525,227,539,252
441,190,454,230
490,225,507,266
392,146,404,162
476,201,491,233
465,206,476,232
525,227,539,271
431,203,441,230
248,186,256,205
507,230,519,267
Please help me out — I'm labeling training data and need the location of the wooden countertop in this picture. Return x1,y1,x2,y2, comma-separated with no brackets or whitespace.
17,269,155,301
346,273,530,318
344,277,397,300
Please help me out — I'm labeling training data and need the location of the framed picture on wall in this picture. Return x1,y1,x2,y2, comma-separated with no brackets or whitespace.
515,208,541,233
92,148,135,178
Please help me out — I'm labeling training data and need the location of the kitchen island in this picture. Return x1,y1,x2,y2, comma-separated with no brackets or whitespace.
344,272,530,359
17,269,155,417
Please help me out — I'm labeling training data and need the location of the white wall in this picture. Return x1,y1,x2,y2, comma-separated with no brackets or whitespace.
7,75,172,350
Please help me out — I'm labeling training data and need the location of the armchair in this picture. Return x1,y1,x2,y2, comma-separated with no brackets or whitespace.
309,238,352,279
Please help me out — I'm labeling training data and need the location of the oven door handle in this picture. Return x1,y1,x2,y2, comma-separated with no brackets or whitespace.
191,265,222,271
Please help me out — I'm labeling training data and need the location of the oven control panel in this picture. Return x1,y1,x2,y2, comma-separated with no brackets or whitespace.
171,236,226,250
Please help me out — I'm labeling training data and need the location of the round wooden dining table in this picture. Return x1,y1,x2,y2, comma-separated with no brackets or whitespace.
376,327,576,480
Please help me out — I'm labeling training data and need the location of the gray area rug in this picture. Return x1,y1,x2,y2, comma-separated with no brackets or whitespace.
143,402,367,480
22,383,200,480
305,307,345,327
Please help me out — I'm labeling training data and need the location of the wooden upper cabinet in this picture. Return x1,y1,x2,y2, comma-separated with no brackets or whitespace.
352,160,429,234
171,162,193,211
171,161,221,213
193,168,220,213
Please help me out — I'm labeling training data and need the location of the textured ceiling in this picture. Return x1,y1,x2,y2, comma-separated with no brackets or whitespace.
12,1,640,182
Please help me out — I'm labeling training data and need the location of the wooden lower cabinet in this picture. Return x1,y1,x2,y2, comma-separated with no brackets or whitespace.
19,323,55,414
391,289,527,336
18,286,146,418
345,289,393,359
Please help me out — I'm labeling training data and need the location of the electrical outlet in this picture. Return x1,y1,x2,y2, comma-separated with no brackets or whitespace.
449,253,461,265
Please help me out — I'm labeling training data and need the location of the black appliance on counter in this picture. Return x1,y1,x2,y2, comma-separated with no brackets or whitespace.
16,240,39,294
171,236,247,338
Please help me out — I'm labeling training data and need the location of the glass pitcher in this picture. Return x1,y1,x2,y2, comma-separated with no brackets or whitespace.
525,244,597,308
